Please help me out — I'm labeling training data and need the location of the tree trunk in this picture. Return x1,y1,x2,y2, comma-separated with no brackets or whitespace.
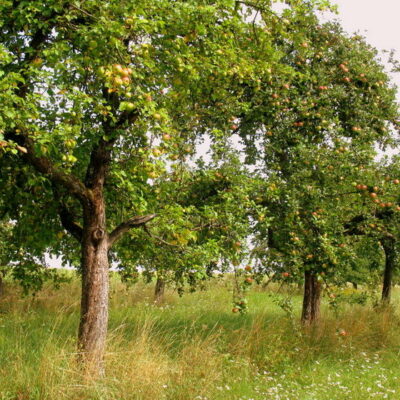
352,282,358,290
381,237,396,303
154,277,165,304
301,270,322,325
78,196,109,375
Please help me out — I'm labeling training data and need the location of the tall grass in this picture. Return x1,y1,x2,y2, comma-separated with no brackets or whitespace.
1,277,400,399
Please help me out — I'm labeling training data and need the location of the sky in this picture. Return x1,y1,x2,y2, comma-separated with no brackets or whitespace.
331,0,399,52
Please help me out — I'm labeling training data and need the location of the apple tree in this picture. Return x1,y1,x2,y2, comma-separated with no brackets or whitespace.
116,155,254,302
236,20,399,324
0,0,322,372
344,159,400,303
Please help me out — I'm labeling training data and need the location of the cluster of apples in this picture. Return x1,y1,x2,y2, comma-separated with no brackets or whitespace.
99,64,133,92
243,264,254,285
232,298,247,313
355,181,400,210
339,62,352,83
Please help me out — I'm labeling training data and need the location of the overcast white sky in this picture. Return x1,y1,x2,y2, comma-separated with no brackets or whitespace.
332,0,399,51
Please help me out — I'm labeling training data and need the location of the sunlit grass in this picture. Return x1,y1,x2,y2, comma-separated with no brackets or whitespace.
1,275,400,399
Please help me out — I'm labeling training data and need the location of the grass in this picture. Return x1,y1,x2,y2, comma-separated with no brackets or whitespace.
1,275,400,399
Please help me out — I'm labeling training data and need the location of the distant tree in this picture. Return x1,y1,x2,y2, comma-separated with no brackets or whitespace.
116,155,255,301
237,21,399,324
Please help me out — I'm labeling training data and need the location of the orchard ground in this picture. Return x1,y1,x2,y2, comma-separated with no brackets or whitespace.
1,275,400,400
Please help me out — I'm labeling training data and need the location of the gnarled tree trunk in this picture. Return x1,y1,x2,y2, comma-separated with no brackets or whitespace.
301,270,322,325
154,277,165,304
78,195,109,375
381,237,396,303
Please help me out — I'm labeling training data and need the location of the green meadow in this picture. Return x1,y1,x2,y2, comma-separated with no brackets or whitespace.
1,276,399,400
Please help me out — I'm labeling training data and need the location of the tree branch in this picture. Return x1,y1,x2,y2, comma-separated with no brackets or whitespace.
59,204,83,242
84,91,139,190
344,211,397,242
52,183,83,242
142,225,180,247
108,213,157,248
6,130,90,203
84,136,116,190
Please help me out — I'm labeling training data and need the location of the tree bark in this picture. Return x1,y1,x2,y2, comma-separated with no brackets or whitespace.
0,273,4,297
301,270,322,325
154,277,165,304
78,194,109,375
381,237,396,303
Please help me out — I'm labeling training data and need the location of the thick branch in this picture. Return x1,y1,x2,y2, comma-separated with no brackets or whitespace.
108,214,157,248
84,93,139,190
59,205,83,242
52,183,83,241
6,130,89,202
84,137,115,190
344,210,395,237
